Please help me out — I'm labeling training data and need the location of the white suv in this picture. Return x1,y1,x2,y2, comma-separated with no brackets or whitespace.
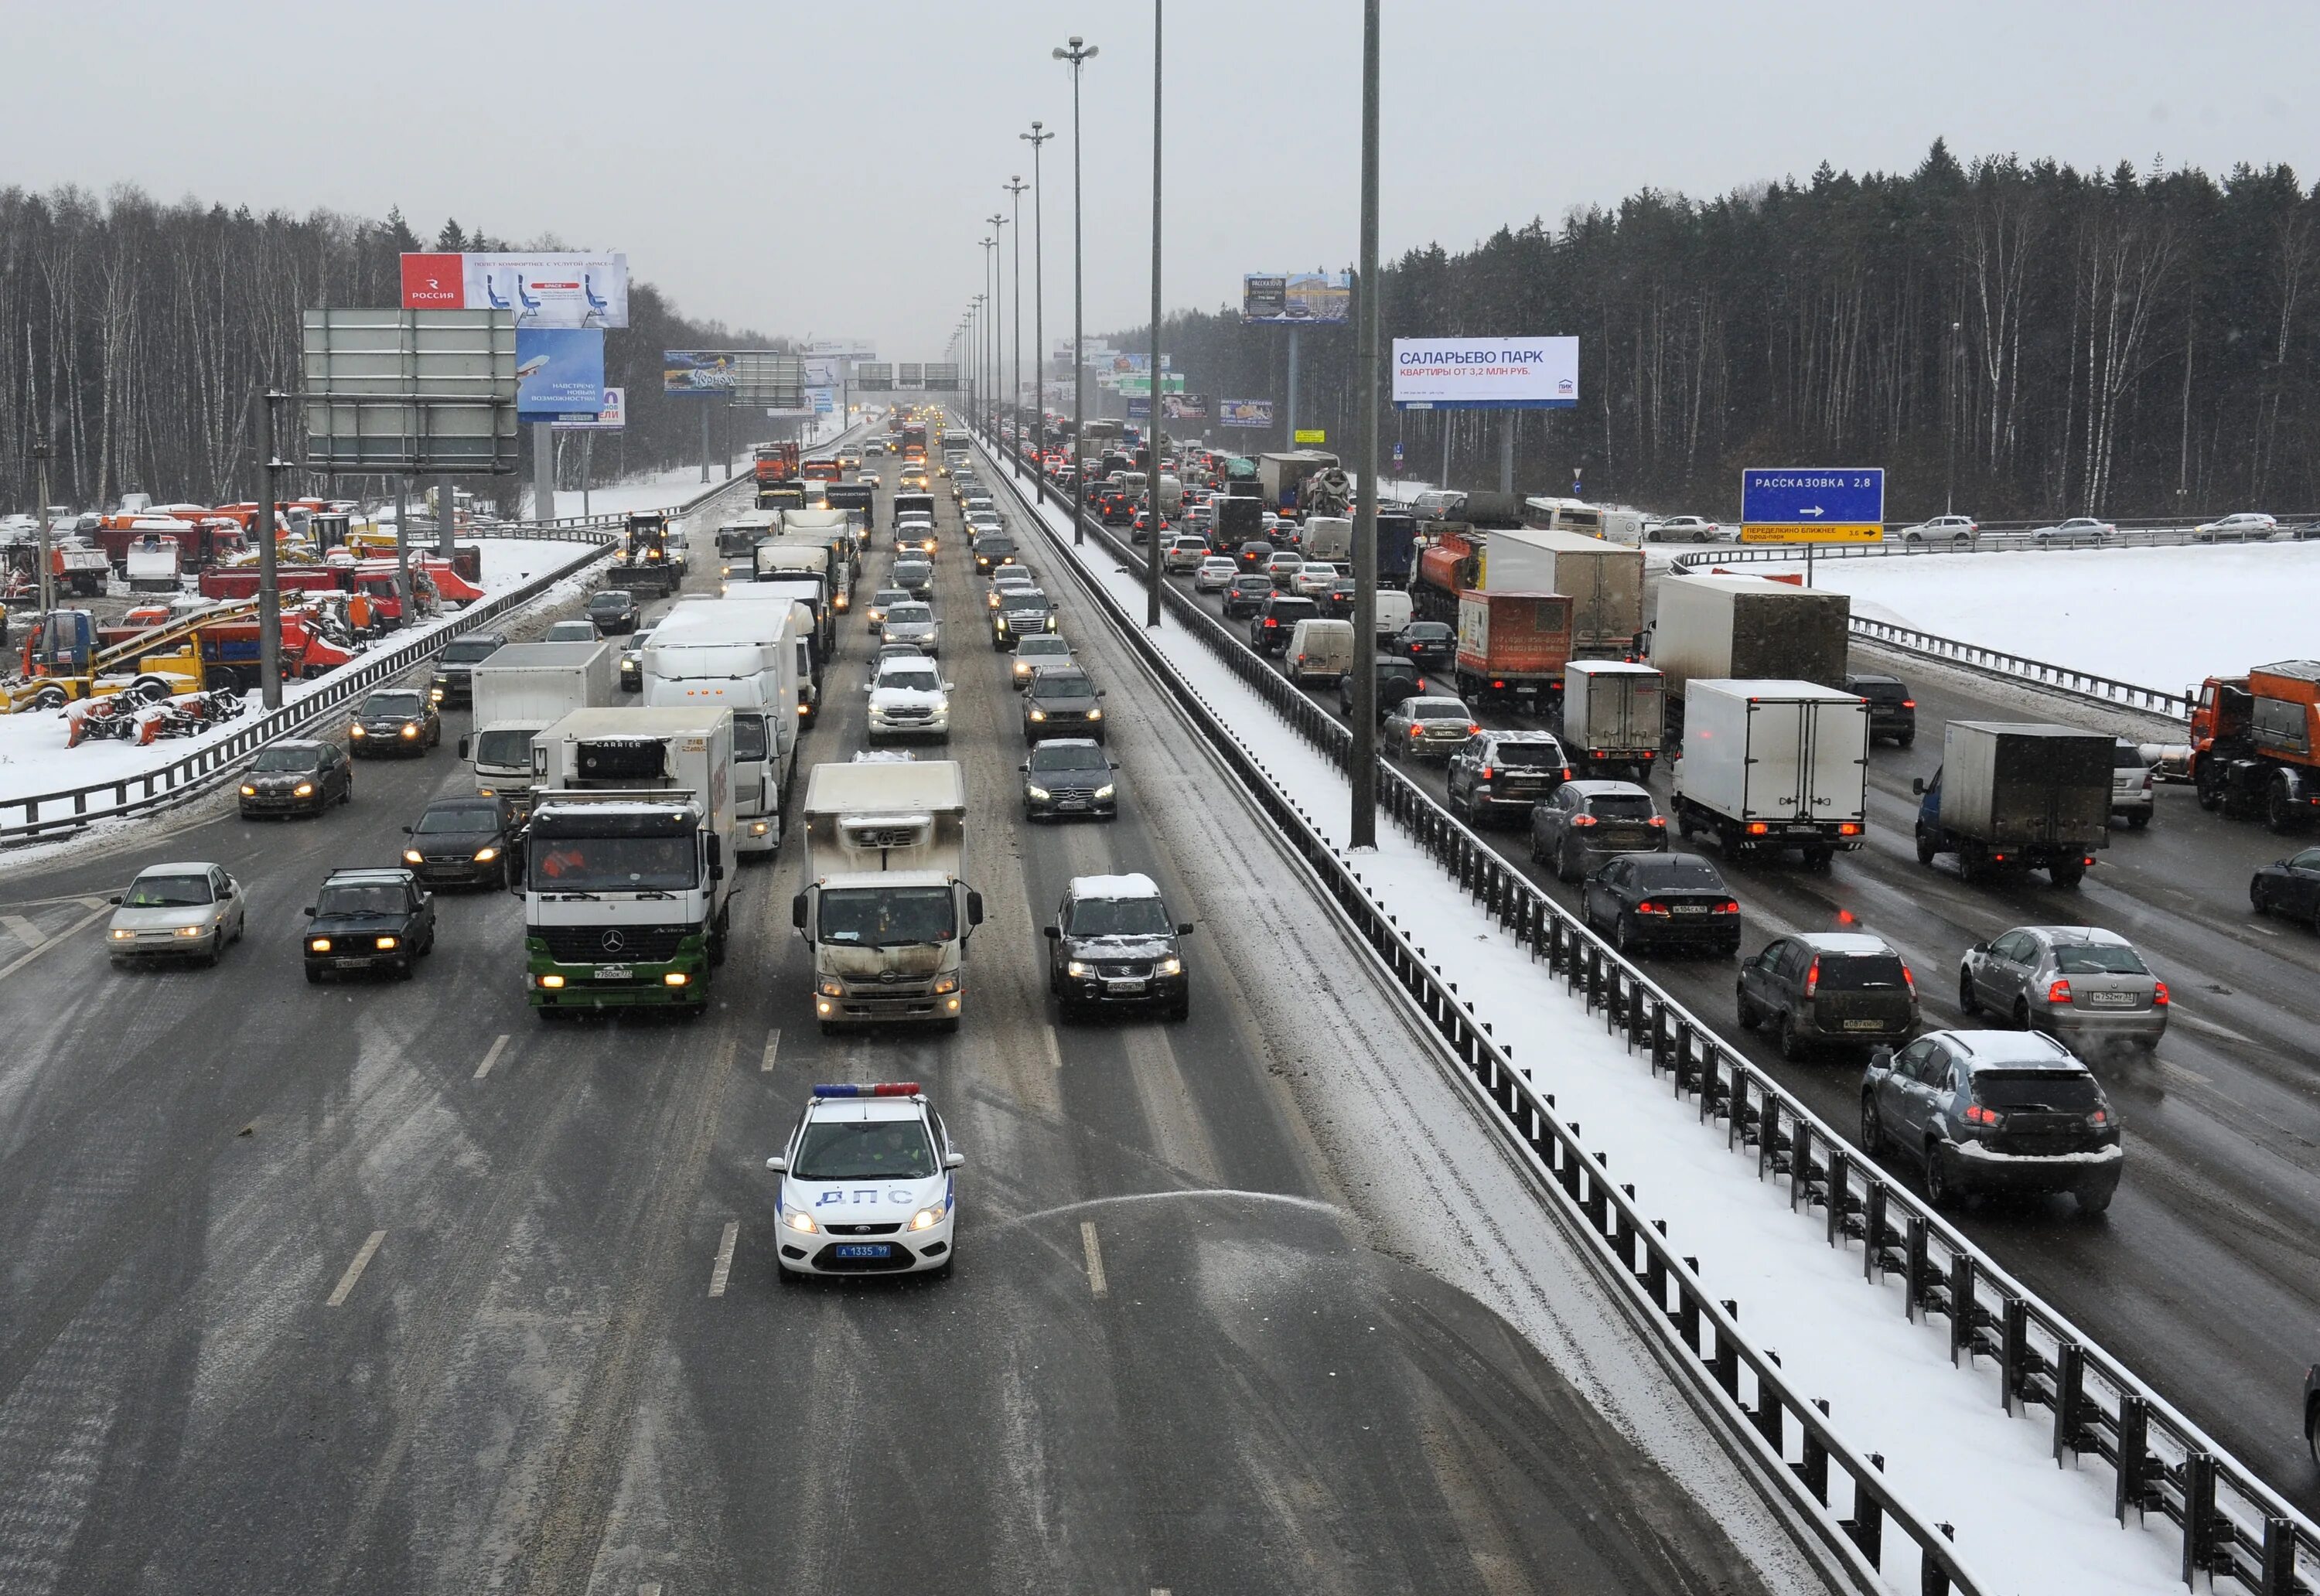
1900,514,1978,545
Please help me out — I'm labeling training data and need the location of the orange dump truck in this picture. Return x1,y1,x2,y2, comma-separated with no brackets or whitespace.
2189,660,2320,830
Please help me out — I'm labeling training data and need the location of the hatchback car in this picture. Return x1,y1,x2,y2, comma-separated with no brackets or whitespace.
541,619,599,643
1193,555,1238,592
1957,926,2167,1053
1046,872,1192,1021
1529,779,1665,879
1579,852,1742,957
1249,594,1319,656
348,688,441,757
1022,738,1118,821
1646,516,1725,543
991,589,1056,649
402,796,515,888
1011,635,1074,689
1383,696,1479,762
1223,573,1277,617
1233,540,1276,573
1339,656,1424,719
1860,1029,2120,1213
1394,620,1456,671
238,739,353,817
586,588,640,635
1844,674,1916,748
1738,932,1919,1059
891,559,934,598
2111,740,2154,828
1130,510,1172,544
2250,846,2320,927
864,587,910,634
1445,730,1571,821
767,1083,963,1280
302,867,436,983
2192,511,2277,542
882,602,940,654
617,628,653,693
1023,667,1105,743
107,861,245,967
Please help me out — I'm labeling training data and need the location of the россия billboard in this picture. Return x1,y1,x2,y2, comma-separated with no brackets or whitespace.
1218,398,1274,428
1243,271,1350,326
401,252,629,328
1391,336,1578,409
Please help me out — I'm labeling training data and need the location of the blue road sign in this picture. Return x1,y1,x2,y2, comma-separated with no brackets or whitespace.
1740,467,1884,543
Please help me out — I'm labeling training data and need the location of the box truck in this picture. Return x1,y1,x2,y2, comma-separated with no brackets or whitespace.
791,759,984,1033
1560,660,1665,780
1912,722,2112,886
1672,680,1869,865
642,598,808,854
1650,574,1851,732
521,707,737,1015
461,640,617,814
1453,592,1574,710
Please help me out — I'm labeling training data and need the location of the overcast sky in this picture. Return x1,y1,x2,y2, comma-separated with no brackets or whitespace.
17,1,2320,361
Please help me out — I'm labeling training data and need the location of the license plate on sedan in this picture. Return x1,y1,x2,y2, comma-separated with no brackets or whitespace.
1670,905,1709,916
2085,991,2135,1009
835,1243,893,1260
334,958,369,970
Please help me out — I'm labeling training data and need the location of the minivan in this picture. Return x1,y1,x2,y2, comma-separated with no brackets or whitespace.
1286,618,1357,685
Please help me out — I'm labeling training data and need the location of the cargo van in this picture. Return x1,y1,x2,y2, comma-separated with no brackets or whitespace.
1370,590,1413,639
1287,618,1357,685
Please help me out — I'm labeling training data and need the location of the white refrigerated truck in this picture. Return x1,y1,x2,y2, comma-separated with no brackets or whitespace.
1671,679,1869,866
462,640,616,814
640,598,807,854
1560,660,1665,781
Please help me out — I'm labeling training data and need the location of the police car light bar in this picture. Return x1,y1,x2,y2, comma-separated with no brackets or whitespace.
811,1083,922,1097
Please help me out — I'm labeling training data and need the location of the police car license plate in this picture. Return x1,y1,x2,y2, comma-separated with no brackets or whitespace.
595,963,633,980
835,1243,892,1260
1105,977,1148,994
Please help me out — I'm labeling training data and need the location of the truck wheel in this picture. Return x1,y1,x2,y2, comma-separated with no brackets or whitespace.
2267,779,2301,834
2049,862,2086,888
2127,810,2151,830
1915,830,1937,867
1958,847,1985,885
1802,847,1834,871
2195,765,2224,811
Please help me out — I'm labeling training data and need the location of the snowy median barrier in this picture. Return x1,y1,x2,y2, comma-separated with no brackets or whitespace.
973,426,2320,1596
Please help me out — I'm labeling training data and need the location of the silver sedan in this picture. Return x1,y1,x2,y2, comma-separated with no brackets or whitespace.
107,861,247,967
1383,696,1478,763
1958,925,2165,1052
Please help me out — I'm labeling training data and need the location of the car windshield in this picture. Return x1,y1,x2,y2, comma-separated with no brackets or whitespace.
1816,953,1909,990
476,728,534,769
416,806,497,835
589,593,629,610
1070,894,1172,936
1630,858,1726,889
888,604,931,624
528,836,697,892
441,639,501,663
1404,622,1453,640
1491,742,1564,768
1973,1072,2104,1113
1408,699,1469,721
732,714,769,762
2052,941,2148,975
1035,671,1093,697
251,746,323,772
361,691,423,718
792,1117,938,1181
1019,638,1069,656
126,874,213,907
872,589,909,606
879,666,941,693
2113,745,2147,769
1030,743,1107,772
316,884,408,916
998,593,1047,612
895,564,931,581
1588,793,1658,820
815,885,957,946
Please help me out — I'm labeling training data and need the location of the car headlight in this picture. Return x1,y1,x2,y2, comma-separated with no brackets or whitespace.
175,925,206,939
374,936,398,950
1025,784,1052,800
111,927,135,941
473,846,499,863
400,724,419,739
310,937,333,953
293,782,315,797
1158,957,1182,976
909,1204,947,1231
1086,708,1103,721
429,686,446,701
1028,708,1046,721
1066,960,1090,977
817,977,844,998
403,848,425,864
350,725,366,738
240,784,257,796
1093,784,1114,800
786,1209,818,1234
537,974,566,988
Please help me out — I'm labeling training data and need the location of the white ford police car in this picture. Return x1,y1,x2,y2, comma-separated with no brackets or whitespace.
768,1083,960,1279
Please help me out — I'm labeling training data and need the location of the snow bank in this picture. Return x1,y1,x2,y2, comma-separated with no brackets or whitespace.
987,442,2195,1596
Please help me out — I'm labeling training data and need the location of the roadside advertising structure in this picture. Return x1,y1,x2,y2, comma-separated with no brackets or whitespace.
551,387,626,431
1219,398,1274,429
1391,336,1580,410
1242,272,1352,325
401,252,629,327
665,351,740,394
515,328,605,421
1161,393,1208,421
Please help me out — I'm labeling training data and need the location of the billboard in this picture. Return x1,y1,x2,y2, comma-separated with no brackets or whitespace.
553,387,626,431
1392,336,1579,410
302,307,518,473
923,362,960,390
516,328,604,420
401,252,629,328
1126,397,1151,419
805,338,876,360
1161,393,1208,421
855,362,895,391
1218,398,1274,429
664,350,739,394
1117,373,1186,397
807,387,836,415
803,356,841,388
1243,271,1351,326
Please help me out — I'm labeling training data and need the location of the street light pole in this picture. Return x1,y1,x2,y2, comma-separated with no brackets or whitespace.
1946,319,1961,517
1054,36,1098,545
30,435,53,621
1022,121,1054,483
986,214,1008,443
1005,176,1029,476
1146,0,1164,629
257,388,283,710
1350,0,1382,847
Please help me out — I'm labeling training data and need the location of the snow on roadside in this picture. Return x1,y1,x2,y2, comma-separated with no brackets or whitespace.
0,537,604,809
520,406,863,520
984,443,2195,1595
1746,541,2320,696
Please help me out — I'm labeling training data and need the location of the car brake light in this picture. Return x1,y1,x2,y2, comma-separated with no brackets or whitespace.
1480,766,1493,780
1714,899,1740,914
2087,1107,2110,1127
1571,814,1598,827
1903,966,1916,992
1745,821,1770,835
1635,899,1669,916
1804,957,1820,997
1901,699,1917,708
2083,855,2096,866
2152,980,2169,1007
1963,1103,2002,1127
2047,979,2073,1004
1409,725,1424,738
1468,724,1481,735
1837,823,1861,836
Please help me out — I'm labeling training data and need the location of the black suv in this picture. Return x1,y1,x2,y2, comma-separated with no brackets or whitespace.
1249,594,1319,656
1844,674,1916,748
991,588,1056,649
349,688,442,758
403,796,517,888
1859,1029,2120,1212
1223,573,1276,618
302,867,437,983
587,588,640,635
428,631,509,708
1022,738,1119,821
1529,779,1665,880
1339,655,1424,719
1024,666,1105,743
238,739,353,818
1445,731,1571,823
1738,932,1919,1059
1046,873,1193,1021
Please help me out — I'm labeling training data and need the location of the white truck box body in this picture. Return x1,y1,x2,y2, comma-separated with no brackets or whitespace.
1476,527,1644,655
642,599,806,851
798,759,977,1026
1677,680,1868,826
1562,660,1665,755
1653,574,1851,695
1302,516,1353,561
468,640,616,796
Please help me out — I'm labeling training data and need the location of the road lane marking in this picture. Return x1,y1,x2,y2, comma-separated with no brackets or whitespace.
1080,1220,1108,1299
761,1027,782,1073
708,1220,740,1297
326,1230,387,1308
2,914,46,950
640,1586,663,1596
473,1034,510,1081
1043,1024,1066,1072
0,902,110,982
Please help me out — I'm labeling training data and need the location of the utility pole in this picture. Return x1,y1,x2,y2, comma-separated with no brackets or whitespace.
1006,176,1029,476
1147,0,1164,629
1286,326,1301,447
435,472,454,558
394,476,413,624
1023,121,1054,482
31,434,53,621
1946,319,1961,517
1350,0,1382,847
257,389,282,711
535,421,558,520
985,214,1007,442
1499,411,1514,494
1054,36,1099,546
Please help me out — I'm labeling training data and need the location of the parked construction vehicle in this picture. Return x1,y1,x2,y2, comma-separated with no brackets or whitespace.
2189,660,2320,830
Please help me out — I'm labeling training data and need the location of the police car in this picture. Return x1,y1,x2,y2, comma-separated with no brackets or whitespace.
766,1083,960,1279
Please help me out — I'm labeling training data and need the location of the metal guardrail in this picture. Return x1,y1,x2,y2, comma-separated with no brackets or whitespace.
1847,620,2193,721
1675,522,2320,566
977,428,2320,1596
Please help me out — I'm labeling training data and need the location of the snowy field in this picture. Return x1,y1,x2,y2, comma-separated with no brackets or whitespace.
1752,541,2320,694
982,438,2207,1596
0,537,603,810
